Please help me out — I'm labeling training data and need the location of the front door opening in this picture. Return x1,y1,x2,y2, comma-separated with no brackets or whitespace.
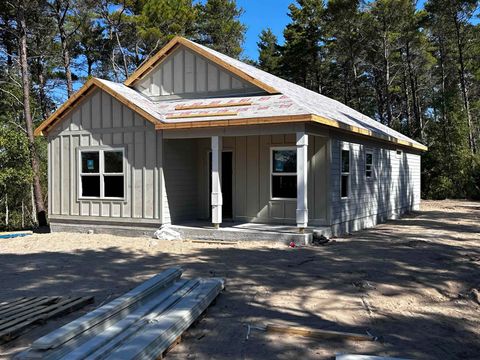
209,151,233,220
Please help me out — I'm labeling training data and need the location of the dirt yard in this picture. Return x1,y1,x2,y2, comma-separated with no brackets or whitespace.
0,200,479,359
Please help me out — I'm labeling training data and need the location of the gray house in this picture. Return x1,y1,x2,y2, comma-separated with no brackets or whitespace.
35,36,426,241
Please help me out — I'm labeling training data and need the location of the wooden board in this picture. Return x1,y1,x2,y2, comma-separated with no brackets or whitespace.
265,323,374,342
0,296,93,343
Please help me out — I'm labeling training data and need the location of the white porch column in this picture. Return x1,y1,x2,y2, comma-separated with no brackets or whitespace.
296,132,308,229
211,136,223,228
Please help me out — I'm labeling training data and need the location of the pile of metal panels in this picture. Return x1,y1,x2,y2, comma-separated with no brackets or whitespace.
17,268,224,360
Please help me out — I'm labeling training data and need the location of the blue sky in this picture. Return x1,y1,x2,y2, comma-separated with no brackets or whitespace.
236,0,464,61
236,0,293,60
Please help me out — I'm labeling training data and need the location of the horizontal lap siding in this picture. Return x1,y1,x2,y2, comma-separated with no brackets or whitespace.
330,137,421,233
47,89,161,224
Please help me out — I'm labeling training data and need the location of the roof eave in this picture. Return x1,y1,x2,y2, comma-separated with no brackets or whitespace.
34,78,161,137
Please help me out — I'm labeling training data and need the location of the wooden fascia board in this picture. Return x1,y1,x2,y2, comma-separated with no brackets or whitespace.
311,114,428,151
34,78,160,136
34,78,96,136
155,112,427,152
124,36,181,86
124,37,279,94
91,79,160,126
155,114,313,130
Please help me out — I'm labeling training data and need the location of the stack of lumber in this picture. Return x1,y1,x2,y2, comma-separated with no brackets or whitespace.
0,296,93,343
17,267,224,360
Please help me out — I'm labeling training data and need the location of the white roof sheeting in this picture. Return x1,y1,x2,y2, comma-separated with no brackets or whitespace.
181,39,424,148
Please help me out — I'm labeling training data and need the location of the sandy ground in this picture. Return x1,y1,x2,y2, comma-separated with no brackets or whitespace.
0,199,479,359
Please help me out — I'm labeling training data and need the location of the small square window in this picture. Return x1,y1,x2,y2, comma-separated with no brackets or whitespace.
81,152,99,173
104,151,123,173
79,148,125,199
272,175,297,198
81,176,100,197
272,150,296,173
104,176,124,197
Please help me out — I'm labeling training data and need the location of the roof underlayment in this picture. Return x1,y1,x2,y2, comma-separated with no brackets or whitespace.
35,37,427,151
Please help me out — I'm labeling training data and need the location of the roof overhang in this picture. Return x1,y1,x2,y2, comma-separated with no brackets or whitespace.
123,36,279,94
34,78,161,137
156,113,428,151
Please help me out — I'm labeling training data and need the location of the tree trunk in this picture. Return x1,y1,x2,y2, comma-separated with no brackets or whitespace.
453,14,476,154
60,29,74,97
18,5,48,227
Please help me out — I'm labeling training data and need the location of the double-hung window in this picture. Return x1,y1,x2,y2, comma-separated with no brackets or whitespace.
271,147,296,199
365,150,373,178
341,149,350,198
79,149,125,199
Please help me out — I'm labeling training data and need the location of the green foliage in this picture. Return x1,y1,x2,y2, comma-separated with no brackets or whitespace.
137,0,196,55
257,28,281,75
194,0,246,58
257,0,480,200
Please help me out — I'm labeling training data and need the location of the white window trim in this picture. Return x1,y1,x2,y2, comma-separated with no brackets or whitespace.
270,146,297,201
340,147,350,199
78,147,126,201
365,149,374,179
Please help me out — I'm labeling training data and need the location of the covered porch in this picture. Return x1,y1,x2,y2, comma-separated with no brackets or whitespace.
160,123,331,240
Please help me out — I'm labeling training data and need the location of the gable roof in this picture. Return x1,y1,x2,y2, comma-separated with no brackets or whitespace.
34,78,164,136
36,37,427,151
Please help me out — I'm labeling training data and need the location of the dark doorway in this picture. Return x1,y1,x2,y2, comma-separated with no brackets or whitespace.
209,151,233,220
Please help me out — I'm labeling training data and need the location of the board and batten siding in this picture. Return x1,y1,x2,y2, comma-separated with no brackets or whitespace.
134,45,262,99
162,139,199,223
329,135,421,235
47,88,162,225
161,133,329,225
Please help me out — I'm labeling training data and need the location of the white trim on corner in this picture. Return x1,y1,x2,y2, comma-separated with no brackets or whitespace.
78,146,127,202
270,146,297,201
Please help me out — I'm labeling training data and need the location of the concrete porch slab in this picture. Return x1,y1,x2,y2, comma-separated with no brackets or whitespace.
169,221,332,245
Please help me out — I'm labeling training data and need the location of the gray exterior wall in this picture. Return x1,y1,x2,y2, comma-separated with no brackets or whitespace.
134,45,263,100
329,132,421,235
162,132,329,225
47,88,163,227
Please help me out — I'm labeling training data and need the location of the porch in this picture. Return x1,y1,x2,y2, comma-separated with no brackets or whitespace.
161,123,331,237
169,221,333,245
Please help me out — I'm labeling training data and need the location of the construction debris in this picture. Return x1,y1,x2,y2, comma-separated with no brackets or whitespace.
17,267,224,360
263,323,374,342
0,296,93,343
154,225,182,241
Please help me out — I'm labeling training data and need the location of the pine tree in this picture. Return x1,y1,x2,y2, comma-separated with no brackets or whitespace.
257,28,281,75
194,0,246,58
136,0,196,58
281,0,326,93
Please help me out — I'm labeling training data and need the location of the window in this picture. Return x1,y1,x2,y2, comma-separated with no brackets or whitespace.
396,149,403,158
271,148,296,199
365,151,373,178
79,149,125,199
341,149,350,198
